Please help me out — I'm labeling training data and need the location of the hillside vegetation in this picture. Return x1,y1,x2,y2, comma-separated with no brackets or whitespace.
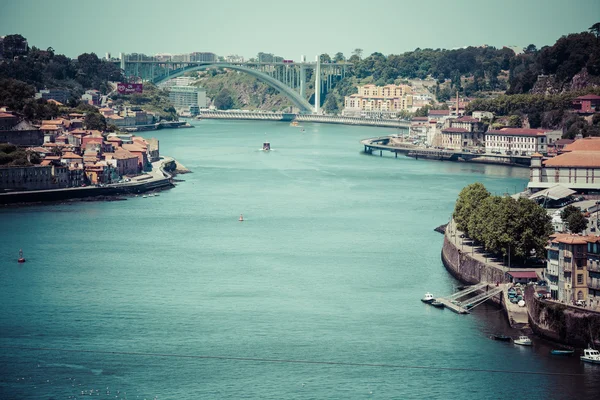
196,70,294,111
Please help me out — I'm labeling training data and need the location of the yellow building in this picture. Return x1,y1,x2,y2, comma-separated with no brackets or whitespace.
343,84,413,118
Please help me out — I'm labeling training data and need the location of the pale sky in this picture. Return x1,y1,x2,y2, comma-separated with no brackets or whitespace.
1,0,598,59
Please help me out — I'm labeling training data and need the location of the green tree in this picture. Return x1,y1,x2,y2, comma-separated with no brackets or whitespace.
323,94,339,114
413,105,431,117
352,48,363,60
214,89,234,110
523,44,537,54
561,205,589,234
334,52,345,62
453,183,491,235
1,34,29,59
507,114,522,127
589,22,600,39
84,112,107,131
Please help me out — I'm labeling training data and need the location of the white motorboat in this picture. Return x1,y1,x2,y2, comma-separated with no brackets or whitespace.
581,348,600,364
514,336,532,346
421,292,434,303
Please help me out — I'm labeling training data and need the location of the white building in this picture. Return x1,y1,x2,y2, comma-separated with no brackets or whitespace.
168,86,207,111
485,128,560,156
528,137,600,192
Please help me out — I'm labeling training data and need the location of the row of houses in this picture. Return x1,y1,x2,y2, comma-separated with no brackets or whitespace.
1,110,159,191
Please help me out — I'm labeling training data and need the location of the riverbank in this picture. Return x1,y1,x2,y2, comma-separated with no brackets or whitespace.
441,219,532,328
441,218,600,346
198,111,411,130
362,136,532,167
0,156,182,206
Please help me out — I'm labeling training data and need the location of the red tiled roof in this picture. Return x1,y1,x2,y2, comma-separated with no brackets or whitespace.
62,152,83,159
0,112,16,118
562,137,600,152
487,128,550,137
507,271,538,279
429,110,450,115
543,151,600,168
441,127,468,133
553,235,591,245
574,94,600,101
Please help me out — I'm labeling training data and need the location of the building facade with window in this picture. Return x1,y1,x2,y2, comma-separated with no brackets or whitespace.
343,84,413,118
485,128,559,156
168,86,207,111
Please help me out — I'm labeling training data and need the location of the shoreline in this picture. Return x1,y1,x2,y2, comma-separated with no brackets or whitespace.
0,156,186,206
440,219,600,347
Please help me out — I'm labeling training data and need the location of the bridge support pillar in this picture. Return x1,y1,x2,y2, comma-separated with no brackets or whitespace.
314,55,321,114
300,66,306,101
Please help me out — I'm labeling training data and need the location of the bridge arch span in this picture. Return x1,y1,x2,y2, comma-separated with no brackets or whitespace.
152,63,313,113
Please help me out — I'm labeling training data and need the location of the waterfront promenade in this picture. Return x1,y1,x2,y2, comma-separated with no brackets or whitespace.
444,219,534,327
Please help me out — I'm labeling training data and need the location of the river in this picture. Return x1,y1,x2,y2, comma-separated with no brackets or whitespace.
0,120,597,399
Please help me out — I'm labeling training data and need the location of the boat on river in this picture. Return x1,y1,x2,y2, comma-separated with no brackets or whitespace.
491,335,511,342
421,292,434,303
514,336,532,346
431,300,444,308
581,348,600,364
262,142,271,151
550,349,574,356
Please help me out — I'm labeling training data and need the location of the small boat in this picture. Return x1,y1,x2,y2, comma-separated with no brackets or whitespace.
421,292,434,303
18,249,26,263
491,335,511,342
431,300,444,308
550,349,574,356
239,214,244,222
290,121,299,127
581,348,600,364
262,142,271,151
514,336,532,346
142,195,147,198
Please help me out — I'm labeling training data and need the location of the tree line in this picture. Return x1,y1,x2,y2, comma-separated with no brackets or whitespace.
453,183,553,264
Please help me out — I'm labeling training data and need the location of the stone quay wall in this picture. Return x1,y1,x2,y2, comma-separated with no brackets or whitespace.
441,235,507,286
525,287,600,347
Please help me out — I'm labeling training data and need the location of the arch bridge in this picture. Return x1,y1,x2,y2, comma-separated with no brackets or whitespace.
116,56,350,114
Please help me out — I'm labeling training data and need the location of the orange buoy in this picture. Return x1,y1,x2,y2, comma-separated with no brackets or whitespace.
239,214,244,222
18,249,26,263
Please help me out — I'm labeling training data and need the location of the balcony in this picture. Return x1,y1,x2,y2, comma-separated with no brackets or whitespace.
588,263,600,273
589,279,600,290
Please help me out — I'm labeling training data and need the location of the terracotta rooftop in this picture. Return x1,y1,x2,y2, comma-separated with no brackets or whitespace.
108,149,137,160
553,235,591,245
40,125,61,131
562,137,600,152
0,112,16,118
441,127,468,133
429,110,450,115
487,128,550,137
574,94,600,101
62,152,83,159
42,119,65,125
543,151,600,168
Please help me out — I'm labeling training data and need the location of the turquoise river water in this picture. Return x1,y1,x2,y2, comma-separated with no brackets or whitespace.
1,120,598,399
